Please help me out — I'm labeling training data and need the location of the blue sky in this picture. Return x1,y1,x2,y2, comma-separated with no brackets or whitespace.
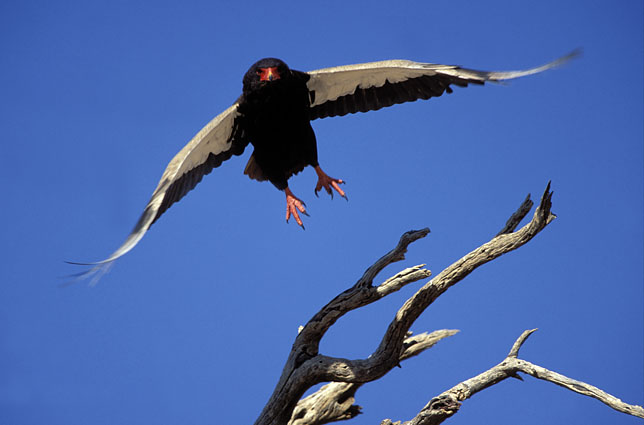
1,1,642,424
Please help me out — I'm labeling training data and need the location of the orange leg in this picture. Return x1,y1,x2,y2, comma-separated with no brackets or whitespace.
285,187,308,229
314,165,347,200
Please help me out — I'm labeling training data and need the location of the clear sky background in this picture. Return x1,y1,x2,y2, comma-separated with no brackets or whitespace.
1,1,642,424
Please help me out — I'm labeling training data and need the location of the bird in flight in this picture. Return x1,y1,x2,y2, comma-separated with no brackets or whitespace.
68,51,578,285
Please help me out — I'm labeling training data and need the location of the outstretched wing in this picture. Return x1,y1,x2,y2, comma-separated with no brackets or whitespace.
306,50,579,119
68,102,249,284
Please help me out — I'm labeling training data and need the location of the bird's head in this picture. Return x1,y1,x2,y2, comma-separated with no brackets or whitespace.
243,58,290,93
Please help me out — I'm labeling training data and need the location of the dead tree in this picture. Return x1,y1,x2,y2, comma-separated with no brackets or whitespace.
253,182,643,425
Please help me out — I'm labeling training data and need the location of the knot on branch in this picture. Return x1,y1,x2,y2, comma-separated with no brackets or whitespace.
422,394,461,423
289,382,362,425
427,394,460,412
294,346,317,368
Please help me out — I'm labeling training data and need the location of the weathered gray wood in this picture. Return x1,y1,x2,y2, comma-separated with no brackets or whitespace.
254,183,641,424
255,183,557,425
257,229,433,425
389,330,644,425
289,330,459,425
496,193,534,236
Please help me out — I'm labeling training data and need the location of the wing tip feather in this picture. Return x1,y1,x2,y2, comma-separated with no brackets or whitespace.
485,48,582,81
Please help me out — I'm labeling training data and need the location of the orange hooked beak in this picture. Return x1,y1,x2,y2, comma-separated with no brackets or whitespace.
258,67,280,82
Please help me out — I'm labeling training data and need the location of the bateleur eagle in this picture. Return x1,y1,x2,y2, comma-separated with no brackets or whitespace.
69,51,578,284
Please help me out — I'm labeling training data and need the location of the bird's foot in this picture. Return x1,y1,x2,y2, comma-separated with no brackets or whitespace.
285,187,308,229
314,166,347,200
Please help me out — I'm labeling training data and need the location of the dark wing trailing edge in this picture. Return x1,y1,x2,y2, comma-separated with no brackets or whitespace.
306,50,580,120
67,102,249,285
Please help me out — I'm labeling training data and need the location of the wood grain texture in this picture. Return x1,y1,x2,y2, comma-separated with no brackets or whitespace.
255,183,557,424
397,330,644,425
254,182,641,424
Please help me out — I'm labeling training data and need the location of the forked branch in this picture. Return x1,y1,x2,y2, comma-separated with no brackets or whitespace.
386,330,644,425
289,330,459,425
255,183,639,425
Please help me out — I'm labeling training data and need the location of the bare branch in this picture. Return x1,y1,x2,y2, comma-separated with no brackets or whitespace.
256,183,639,425
258,230,432,425
358,228,431,288
377,265,432,297
255,183,557,425
296,230,433,353
289,330,459,425
496,193,534,236
319,183,557,385
514,360,644,417
507,328,537,358
400,330,460,361
396,330,644,425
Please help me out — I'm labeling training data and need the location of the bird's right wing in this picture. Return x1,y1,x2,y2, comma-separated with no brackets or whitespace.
68,102,249,284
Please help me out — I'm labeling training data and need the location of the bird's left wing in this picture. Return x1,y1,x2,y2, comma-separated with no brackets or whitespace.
306,50,579,119
68,102,248,285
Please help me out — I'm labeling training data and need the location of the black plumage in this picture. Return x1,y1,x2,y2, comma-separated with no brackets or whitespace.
69,51,578,284
239,58,317,191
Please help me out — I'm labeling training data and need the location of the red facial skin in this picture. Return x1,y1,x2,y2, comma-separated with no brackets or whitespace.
257,67,280,81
